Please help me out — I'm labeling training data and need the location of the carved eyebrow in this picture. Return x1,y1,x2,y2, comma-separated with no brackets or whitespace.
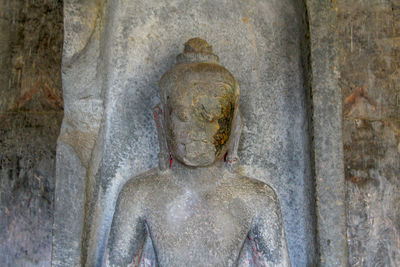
171,103,191,110
215,82,234,93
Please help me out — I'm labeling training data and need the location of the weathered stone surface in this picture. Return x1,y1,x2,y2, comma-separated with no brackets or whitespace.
52,0,104,266
338,1,400,266
52,142,87,267
307,1,400,266
306,0,348,266
1,0,398,266
104,38,290,267
0,113,62,267
0,0,63,113
0,0,63,266
54,0,315,266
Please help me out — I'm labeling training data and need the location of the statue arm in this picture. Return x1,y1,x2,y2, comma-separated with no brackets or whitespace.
105,186,146,267
249,188,291,267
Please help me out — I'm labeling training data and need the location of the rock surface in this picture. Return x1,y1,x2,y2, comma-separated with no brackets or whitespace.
306,0,348,266
338,1,400,266
2,1,398,266
53,0,315,266
0,0,63,266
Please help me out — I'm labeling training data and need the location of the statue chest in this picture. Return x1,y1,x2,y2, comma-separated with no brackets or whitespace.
143,190,253,266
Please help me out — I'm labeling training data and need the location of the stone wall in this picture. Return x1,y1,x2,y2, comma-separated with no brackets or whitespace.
306,0,348,265
0,0,63,266
53,1,315,266
338,1,400,266
0,0,399,266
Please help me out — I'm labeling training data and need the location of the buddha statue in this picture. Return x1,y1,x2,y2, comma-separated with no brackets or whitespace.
105,38,290,267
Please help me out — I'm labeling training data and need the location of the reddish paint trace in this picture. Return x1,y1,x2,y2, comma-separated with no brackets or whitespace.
343,86,377,117
169,154,173,169
247,235,268,267
12,77,63,110
153,111,160,129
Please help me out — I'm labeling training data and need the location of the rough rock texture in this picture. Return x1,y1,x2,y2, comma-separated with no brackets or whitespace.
0,113,62,266
53,0,315,266
0,0,63,266
338,1,400,266
52,1,104,266
103,39,291,267
3,1,397,266
306,1,348,266
307,1,400,266
0,0,63,113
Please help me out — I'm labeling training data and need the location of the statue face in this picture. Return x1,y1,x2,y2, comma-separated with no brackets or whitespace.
164,81,236,167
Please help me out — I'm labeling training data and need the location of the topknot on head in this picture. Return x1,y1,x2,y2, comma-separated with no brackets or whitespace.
184,38,213,54
177,37,219,64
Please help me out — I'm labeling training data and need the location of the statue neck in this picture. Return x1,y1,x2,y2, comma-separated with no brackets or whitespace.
168,157,227,187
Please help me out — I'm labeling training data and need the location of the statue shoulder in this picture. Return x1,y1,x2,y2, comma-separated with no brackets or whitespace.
118,168,163,203
230,174,280,208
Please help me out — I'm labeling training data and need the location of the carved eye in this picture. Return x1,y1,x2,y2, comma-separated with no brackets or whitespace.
175,108,189,122
217,83,234,94
200,105,216,122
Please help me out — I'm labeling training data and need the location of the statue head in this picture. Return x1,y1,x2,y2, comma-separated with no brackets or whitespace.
158,38,240,167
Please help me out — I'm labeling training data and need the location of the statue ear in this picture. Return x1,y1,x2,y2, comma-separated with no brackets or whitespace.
226,109,244,173
153,104,170,171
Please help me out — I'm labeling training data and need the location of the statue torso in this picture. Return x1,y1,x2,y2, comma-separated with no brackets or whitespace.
126,170,275,267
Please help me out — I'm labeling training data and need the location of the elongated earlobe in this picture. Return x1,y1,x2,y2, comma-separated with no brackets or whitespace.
226,109,244,173
153,104,169,171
